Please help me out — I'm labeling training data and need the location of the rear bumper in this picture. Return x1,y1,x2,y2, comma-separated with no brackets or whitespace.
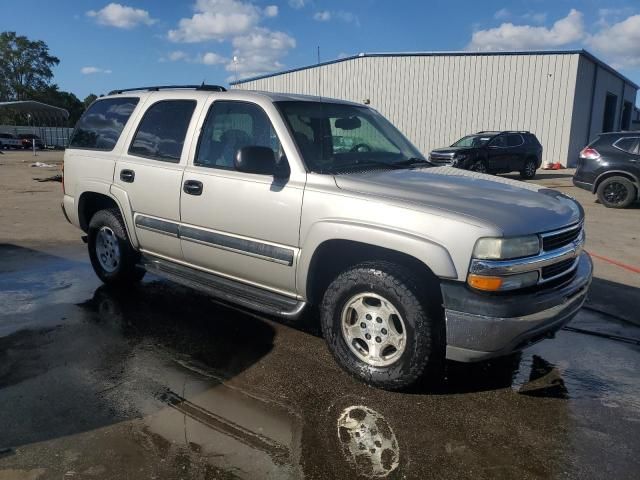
572,178,593,192
442,252,592,362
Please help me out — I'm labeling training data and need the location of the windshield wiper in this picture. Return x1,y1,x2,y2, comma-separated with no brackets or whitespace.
394,157,433,168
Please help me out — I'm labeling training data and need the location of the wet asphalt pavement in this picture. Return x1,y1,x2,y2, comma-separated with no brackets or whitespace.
1,243,639,479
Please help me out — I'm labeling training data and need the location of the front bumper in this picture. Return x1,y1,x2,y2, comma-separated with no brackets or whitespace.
442,252,592,362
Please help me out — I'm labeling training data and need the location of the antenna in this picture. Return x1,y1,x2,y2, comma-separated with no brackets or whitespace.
233,56,239,85
317,46,322,100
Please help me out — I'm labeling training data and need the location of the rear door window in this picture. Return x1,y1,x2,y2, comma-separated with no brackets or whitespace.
506,134,524,147
69,97,139,151
613,137,640,155
129,100,197,163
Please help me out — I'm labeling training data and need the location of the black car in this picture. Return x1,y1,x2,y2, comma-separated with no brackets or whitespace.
429,131,543,179
573,132,640,209
17,133,44,149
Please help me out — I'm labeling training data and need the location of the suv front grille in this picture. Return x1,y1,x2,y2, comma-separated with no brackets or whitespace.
542,223,582,251
429,153,454,165
541,258,576,279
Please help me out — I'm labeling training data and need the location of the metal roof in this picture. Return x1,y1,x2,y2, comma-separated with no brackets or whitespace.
230,49,639,90
0,100,69,119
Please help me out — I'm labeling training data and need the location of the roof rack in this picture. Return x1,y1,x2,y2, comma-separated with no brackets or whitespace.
475,130,531,134
108,84,226,95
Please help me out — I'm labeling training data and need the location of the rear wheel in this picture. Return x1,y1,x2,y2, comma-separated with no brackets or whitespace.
520,158,537,179
596,176,636,209
88,208,145,285
320,262,443,390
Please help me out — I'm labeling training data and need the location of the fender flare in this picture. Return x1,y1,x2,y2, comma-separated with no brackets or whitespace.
297,220,458,297
76,181,139,248
592,170,640,195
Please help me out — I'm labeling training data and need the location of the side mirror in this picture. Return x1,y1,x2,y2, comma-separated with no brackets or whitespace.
235,146,278,176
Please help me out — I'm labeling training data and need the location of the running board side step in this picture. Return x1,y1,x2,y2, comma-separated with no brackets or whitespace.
140,254,306,319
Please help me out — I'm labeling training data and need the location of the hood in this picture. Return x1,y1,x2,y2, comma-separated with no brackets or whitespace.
334,167,582,236
430,146,475,156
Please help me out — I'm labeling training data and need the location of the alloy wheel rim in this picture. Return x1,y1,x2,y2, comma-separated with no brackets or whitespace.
603,182,628,205
95,226,120,273
525,162,536,176
340,292,407,367
474,162,487,173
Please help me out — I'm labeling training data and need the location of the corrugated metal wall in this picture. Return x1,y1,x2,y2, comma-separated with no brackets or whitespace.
234,53,583,165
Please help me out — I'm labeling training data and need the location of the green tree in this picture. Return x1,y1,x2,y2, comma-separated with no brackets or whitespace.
31,85,84,125
0,31,60,100
83,94,98,108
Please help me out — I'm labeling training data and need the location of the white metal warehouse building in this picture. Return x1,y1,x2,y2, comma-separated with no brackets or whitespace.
232,50,638,167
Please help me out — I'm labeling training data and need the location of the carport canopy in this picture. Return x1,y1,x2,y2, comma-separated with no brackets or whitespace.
0,100,69,123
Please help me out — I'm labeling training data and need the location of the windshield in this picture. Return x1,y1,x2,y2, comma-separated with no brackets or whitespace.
452,134,493,147
276,101,426,173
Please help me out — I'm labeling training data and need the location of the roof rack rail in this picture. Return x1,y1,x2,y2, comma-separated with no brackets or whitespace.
108,84,226,95
475,130,531,134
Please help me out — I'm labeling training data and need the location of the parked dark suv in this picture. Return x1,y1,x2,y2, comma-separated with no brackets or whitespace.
429,131,543,179
573,132,640,209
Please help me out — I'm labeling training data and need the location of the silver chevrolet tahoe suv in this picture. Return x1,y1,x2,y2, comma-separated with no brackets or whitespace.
62,85,592,390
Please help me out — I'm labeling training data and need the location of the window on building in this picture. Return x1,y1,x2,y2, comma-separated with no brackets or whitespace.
69,97,139,151
621,101,632,131
129,100,197,162
602,93,618,133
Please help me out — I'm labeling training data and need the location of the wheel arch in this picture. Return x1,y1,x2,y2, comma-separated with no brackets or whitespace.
300,225,457,306
593,170,640,197
77,189,139,247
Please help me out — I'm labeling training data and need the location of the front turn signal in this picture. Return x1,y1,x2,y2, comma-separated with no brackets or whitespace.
467,274,503,291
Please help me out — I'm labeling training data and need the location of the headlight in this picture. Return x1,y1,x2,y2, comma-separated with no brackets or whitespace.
455,154,467,161
473,235,540,260
468,271,539,291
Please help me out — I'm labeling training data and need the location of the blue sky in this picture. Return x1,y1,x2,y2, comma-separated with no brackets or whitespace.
1,0,639,100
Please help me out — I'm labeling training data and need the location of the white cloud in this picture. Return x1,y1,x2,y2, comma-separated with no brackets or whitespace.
86,3,155,29
168,0,262,42
264,5,278,18
588,14,640,68
168,50,188,61
169,0,297,79
494,8,510,20
200,52,227,65
227,28,296,79
288,0,306,9
81,66,112,74
314,11,331,21
468,9,584,51
313,10,358,24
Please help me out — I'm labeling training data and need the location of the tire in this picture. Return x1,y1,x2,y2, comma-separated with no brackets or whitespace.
470,160,488,174
88,208,145,285
320,261,443,390
596,176,636,209
520,158,537,179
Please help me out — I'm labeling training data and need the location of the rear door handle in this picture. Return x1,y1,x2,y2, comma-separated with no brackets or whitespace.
120,169,135,183
183,180,203,196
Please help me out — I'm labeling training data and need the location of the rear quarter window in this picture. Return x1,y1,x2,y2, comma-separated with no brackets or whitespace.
613,137,640,155
69,97,140,151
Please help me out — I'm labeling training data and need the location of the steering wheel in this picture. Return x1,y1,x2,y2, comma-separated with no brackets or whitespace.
350,143,372,153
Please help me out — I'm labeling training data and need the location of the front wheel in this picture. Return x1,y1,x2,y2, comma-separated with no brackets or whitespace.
470,160,488,174
596,176,636,209
320,262,443,390
88,208,145,285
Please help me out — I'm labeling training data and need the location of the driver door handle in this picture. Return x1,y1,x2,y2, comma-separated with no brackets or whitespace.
183,180,203,196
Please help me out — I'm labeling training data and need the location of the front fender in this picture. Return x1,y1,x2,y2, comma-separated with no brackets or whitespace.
297,219,458,296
